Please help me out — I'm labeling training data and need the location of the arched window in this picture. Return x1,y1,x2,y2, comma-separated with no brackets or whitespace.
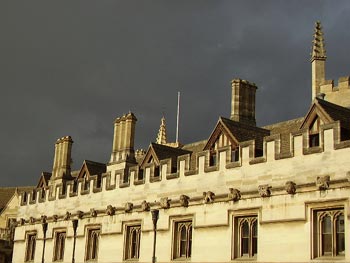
314,209,344,258
234,216,258,259
25,232,37,262
53,231,66,261
124,225,141,260
86,228,100,261
173,221,192,259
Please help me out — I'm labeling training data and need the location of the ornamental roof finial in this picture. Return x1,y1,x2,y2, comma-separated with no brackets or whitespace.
156,116,167,145
311,21,326,62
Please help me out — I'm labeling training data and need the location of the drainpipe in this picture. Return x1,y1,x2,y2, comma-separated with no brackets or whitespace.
41,222,48,263
151,209,159,263
72,219,78,263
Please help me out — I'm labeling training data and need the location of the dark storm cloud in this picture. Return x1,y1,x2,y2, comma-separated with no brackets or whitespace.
1,1,350,186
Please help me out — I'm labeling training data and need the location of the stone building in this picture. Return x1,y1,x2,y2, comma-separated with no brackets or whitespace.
12,22,350,263
0,187,32,263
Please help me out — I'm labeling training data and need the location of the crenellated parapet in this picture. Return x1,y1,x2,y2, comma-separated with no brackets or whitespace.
319,76,350,108
19,121,350,210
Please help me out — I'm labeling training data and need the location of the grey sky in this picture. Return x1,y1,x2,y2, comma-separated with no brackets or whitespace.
1,1,350,187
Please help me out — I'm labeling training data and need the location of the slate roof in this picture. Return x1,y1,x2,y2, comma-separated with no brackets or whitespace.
42,172,51,182
220,117,270,150
141,143,192,168
316,98,350,128
84,160,106,176
36,172,52,188
182,140,207,170
264,117,304,154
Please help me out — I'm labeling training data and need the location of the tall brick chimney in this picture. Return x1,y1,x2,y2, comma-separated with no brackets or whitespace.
230,79,257,126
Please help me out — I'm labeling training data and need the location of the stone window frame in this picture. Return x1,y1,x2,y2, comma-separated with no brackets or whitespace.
24,231,37,262
123,223,141,261
311,206,345,259
232,213,258,260
85,226,101,262
53,229,66,262
172,219,193,260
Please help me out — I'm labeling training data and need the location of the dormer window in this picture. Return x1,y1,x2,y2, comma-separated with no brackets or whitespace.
309,117,321,147
209,152,217,166
310,134,320,147
154,166,160,177
231,147,239,162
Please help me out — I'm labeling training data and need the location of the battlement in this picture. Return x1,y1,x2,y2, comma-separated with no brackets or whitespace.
19,121,350,210
319,76,350,108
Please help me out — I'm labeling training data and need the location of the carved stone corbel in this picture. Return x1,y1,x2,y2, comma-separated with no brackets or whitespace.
29,217,35,224
203,191,215,203
316,175,330,190
52,215,58,222
106,205,116,216
64,212,71,221
160,197,171,209
180,195,190,207
76,211,84,219
258,184,271,197
125,202,133,213
90,209,97,217
41,215,47,224
285,181,296,194
228,188,241,202
141,201,150,211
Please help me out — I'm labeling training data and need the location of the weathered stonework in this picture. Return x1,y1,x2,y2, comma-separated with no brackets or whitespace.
258,185,271,198
203,191,215,203
12,22,350,263
228,188,241,202
285,181,297,195
180,195,190,207
316,175,330,190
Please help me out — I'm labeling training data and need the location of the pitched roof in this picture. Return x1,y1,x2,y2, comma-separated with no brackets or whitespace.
264,117,304,154
140,143,192,168
316,98,350,128
219,117,270,149
0,187,34,211
36,172,52,188
182,140,207,170
76,160,106,180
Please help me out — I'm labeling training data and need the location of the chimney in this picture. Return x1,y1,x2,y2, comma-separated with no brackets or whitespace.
230,79,257,126
110,112,137,163
52,136,73,181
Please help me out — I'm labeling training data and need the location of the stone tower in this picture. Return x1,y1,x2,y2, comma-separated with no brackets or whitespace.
311,21,326,100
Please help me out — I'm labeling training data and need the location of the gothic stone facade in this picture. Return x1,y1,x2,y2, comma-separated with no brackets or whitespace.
12,22,350,263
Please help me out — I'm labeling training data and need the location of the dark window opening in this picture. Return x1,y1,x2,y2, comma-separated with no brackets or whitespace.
310,133,320,147
209,153,217,166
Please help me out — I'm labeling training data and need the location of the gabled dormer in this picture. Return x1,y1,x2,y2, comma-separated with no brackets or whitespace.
36,172,51,189
204,118,240,165
140,143,191,179
204,117,270,164
300,97,350,147
140,145,158,168
76,160,106,188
